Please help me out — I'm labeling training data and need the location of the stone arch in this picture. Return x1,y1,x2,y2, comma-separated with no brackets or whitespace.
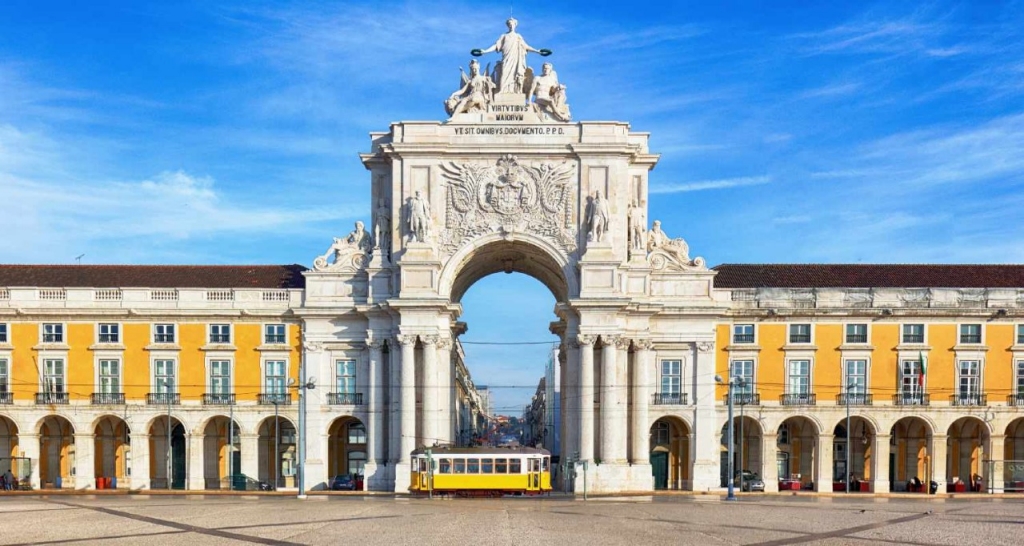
0,413,20,461
144,413,191,437
649,416,690,490
890,416,933,491
327,416,367,487
775,415,819,488
832,416,876,488
945,416,990,488
196,414,246,437
148,415,186,490
718,415,763,489
38,415,74,488
93,415,130,487
438,232,576,303
1005,418,1024,460
257,415,297,488
202,415,241,490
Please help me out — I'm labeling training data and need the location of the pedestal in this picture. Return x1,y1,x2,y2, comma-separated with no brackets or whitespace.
393,461,411,493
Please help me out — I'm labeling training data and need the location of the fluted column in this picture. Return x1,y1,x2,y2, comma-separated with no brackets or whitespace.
367,339,384,464
578,335,596,462
436,337,453,445
421,335,439,447
631,339,653,464
398,335,417,464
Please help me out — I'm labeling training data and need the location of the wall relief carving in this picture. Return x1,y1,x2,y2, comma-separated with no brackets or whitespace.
439,154,577,256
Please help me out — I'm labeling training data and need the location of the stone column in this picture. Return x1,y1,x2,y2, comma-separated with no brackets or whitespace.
240,433,259,481
130,433,150,490
436,337,453,445
691,341,721,491
421,335,438,447
989,434,1004,493
599,336,618,463
74,433,95,489
578,335,596,462
872,434,891,493
815,433,834,492
761,430,779,492
366,339,384,465
398,335,417,463
931,434,948,492
631,340,653,464
20,433,40,490
187,433,205,490
388,340,401,465
563,340,579,461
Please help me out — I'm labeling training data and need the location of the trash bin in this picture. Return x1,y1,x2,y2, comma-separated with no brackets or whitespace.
96,477,104,490
55,476,62,489
929,481,938,494
110,477,117,489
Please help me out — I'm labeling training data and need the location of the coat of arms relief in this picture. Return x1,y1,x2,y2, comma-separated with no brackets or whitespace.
439,155,577,256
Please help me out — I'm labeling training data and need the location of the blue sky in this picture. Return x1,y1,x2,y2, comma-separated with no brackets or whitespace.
2,1,1024,413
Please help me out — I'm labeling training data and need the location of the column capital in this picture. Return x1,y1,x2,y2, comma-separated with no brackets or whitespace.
633,339,655,351
436,337,453,350
613,337,631,350
396,334,417,346
577,334,597,347
366,338,385,350
421,334,439,347
602,334,621,347
696,341,715,354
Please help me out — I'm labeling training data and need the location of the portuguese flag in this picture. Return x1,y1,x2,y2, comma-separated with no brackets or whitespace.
918,351,927,387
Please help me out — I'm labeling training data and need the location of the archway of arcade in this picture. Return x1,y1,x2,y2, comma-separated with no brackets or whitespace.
0,415,22,482
944,417,989,491
719,416,762,488
38,415,73,488
148,416,186,490
202,416,240,490
776,416,820,489
831,417,876,491
93,415,130,487
328,416,367,485
890,416,933,493
651,417,690,490
258,416,297,489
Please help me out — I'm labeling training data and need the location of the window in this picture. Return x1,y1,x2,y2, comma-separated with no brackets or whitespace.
1018,325,1024,345
210,360,231,394
264,324,286,344
900,360,923,395
0,323,7,343
660,359,681,399
42,323,64,343
730,360,755,396
653,421,670,445
778,423,790,445
154,324,176,344
454,459,466,474
99,359,121,394
155,360,176,393
439,459,452,474
209,324,231,344
482,458,493,473
467,459,480,473
732,324,754,344
957,360,981,399
496,459,508,473
902,324,925,344
510,459,522,473
336,360,356,394
265,360,286,395
43,359,65,393
348,451,366,477
789,324,811,344
1017,361,1024,395
348,423,367,444
959,324,982,344
845,324,868,344
844,359,867,395
98,323,120,343
0,358,8,392
788,360,811,395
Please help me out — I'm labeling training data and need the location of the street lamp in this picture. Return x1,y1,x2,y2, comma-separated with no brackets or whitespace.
715,374,738,501
289,375,316,499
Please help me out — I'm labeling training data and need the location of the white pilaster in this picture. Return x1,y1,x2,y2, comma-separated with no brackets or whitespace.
187,433,205,490
761,430,779,492
366,339,384,464
436,337,453,445
240,433,259,481
398,335,417,463
421,335,438,447
691,341,721,491
931,434,948,492
130,433,150,490
600,337,618,462
21,433,40,490
815,433,834,492
578,335,596,462
631,340,652,463
74,433,95,490
873,434,890,493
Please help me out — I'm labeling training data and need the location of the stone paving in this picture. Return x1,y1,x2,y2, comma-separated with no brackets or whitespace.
0,494,1021,545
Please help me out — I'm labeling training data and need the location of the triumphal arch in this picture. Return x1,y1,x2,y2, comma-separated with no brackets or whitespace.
298,18,726,492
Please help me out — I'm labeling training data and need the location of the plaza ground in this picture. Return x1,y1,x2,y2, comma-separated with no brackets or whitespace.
0,494,1022,545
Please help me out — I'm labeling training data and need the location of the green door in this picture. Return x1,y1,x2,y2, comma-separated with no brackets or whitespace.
651,452,669,490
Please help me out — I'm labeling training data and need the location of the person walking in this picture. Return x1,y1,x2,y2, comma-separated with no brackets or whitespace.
3,469,14,491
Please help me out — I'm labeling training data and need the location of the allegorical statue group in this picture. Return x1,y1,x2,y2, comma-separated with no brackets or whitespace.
445,18,571,122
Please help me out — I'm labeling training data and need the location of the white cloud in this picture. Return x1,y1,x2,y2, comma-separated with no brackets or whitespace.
650,175,771,194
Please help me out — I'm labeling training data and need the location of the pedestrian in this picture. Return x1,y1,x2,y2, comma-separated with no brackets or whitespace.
3,468,13,491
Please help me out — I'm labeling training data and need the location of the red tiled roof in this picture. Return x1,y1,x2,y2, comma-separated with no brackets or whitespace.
712,264,1024,289
0,265,307,289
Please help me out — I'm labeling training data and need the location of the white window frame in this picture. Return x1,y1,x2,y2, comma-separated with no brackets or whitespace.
659,359,682,402
97,358,122,394
844,323,869,344
264,359,288,395
41,323,65,344
264,323,287,345
335,359,356,394
788,323,812,344
42,358,66,393
729,359,756,400
1017,325,1024,346
153,358,178,394
209,323,232,344
958,323,983,345
842,358,869,395
1016,360,1024,396
153,323,176,344
786,359,812,396
901,324,926,345
732,324,755,344
0,323,8,344
208,358,233,395
97,322,120,344
956,360,982,401
899,359,924,397
0,357,9,393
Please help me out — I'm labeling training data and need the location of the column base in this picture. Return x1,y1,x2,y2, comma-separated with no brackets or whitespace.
691,459,722,492
363,462,389,491
574,462,654,493
188,477,206,491
393,462,412,493
303,459,327,491
872,479,889,494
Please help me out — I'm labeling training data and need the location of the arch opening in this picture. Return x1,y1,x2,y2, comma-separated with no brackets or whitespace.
719,416,762,488
443,237,573,304
328,416,366,489
831,417,875,489
202,416,241,490
258,416,296,489
651,417,690,490
93,416,130,488
149,416,185,490
39,415,73,489
890,416,933,492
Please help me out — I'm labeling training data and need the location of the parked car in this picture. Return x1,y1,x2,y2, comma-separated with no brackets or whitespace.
331,474,356,491
735,470,765,492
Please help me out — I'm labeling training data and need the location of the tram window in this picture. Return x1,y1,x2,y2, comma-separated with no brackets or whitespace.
543,458,549,472
467,458,480,473
510,459,522,473
482,458,493,473
439,459,451,474
454,459,465,474
496,459,508,473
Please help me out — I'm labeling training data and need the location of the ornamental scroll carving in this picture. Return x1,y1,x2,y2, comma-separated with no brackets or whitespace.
439,154,577,256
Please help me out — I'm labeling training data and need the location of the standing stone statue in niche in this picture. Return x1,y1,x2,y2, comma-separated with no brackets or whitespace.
445,59,496,116
528,62,571,121
628,199,646,253
472,17,551,95
373,197,391,257
406,191,432,243
586,191,610,243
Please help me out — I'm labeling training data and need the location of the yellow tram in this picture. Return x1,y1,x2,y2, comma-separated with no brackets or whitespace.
410,447,553,496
